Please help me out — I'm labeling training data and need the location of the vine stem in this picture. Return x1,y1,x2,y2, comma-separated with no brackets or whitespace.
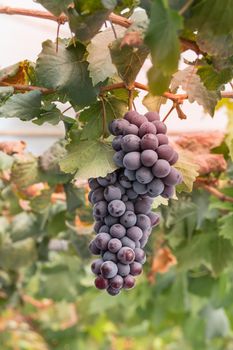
196,181,233,203
100,96,107,138
128,89,134,111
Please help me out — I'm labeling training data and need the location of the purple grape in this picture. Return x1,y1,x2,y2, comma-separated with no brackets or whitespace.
89,239,101,255
157,145,174,162
88,178,100,190
118,174,132,189
123,123,139,135
122,194,128,202
101,261,118,278
134,197,152,214
95,276,109,290
117,263,130,276
138,122,157,137
147,178,164,197
121,134,141,152
134,248,146,264
161,185,175,198
117,247,135,264
114,181,126,195
127,226,143,241
102,251,117,262
136,167,153,184
99,225,110,233
157,133,169,145
113,150,125,167
91,259,103,274
95,232,111,250
130,114,148,127
110,119,130,135
163,168,182,186
147,212,160,226
140,235,148,248
121,236,136,250
110,275,124,289
124,110,140,123
141,134,158,151
135,240,141,248
136,214,151,230
126,188,138,200
93,201,108,218
145,111,160,122
108,200,126,217
141,149,158,167
153,120,167,134
91,187,104,204
124,169,136,181
104,185,121,202
108,238,122,253
112,135,123,151
97,172,117,186
130,262,142,276
169,151,179,165
152,159,171,178
110,224,126,238
123,275,135,289
107,286,121,296
93,221,103,233
120,211,137,228
133,181,147,195
125,201,134,211
123,152,141,170
88,190,94,204
104,215,119,226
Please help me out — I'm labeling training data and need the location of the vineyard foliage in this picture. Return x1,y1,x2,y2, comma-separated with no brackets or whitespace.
0,0,233,349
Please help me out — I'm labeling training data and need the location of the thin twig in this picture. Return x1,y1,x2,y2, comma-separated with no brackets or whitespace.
56,22,61,53
197,183,233,203
133,101,137,111
109,19,118,39
179,0,194,15
0,82,54,94
162,103,176,122
62,105,73,114
100,96,107,137
128,89,134,111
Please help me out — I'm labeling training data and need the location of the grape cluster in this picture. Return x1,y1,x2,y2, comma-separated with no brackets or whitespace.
88,111,182,295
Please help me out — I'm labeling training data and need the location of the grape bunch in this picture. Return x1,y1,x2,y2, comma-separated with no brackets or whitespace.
88,111,182,296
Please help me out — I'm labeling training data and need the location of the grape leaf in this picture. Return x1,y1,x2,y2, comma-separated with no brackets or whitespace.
34,103,64,126
36,40,97,107
11,154,40,189
0,152,14,171
142,93,167,112
10,212,38,242
202,306,230,339
197,65,233,91
175,149,199,193
219,213,233,244
59,140,116,179
171,67,219,116
87,26,125,85
197,31,233,58
0,87,14,103
0,91,42,121
36,0,73,15
110,39,149,86
209,236,233,276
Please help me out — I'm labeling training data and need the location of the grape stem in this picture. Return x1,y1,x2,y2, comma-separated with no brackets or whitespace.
100,96,108,138
196,180,233,203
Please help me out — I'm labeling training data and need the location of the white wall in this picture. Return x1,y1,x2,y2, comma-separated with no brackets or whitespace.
0,0,227,153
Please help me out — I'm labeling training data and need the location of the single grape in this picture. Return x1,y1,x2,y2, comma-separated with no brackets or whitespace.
130,261,142,276
95,232,111,250
99,225,110,233
104,185,121,202
113,150,125,167
130,114,148,127
134,248,146,264
88,178,100,190
108,200,126,217
124,169,136,181
169,151,179,165
100,261,118,279
88,190,94,204
161,185,175,198
145,111,160,122
147,212,160,226
135,240,141,248
127,226,143,241
123,123,139,136
122,194,128,202
91,187,104,204
147,178,165,197
163,168,182,186
112,135,123,151
136,214,151,230
136,167,154,184
141,149,158,167
120,211,137,228
121,134,141,152
123,275,135,289
133,181,147,195
124,110,140,123
110,224,126,238
157,145,174,162
104,215,119,226
95,276,109,290
152,159,171,178
89,239,101,255
93,201,108,218
93,221,103,233
117,262,130,277
125,201,135,211
110,275,124,289
117,247,135,264
141,134,159,151
126,188,138,200
110,119,130,136
107,285,121,296
123,152,141,171
118,174,132,189
157,133,169,145
102,251,117,262
134,197,152,214
97,172,117,187
114,181,126,195
121,236,136,250
153,120,167,134
139,235,148,249
138,121,157,137
91,259,103,274
108,238,122,253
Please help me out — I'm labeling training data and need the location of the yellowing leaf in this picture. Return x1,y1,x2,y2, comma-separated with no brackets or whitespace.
175,149,199,192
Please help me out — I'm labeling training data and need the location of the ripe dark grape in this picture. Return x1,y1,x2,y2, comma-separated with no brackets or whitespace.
127,226,143,241
139,122,157,138
110,275,124,289
88,178,100,190
145,111,160,122
93,221,103,233
104,185,121,202
107,285,121,296
136,214,151,231
130,262,142,276
147,212,160,227
161,185,175,198
130,114,147,127
110,223,126,238
153,120,167,134
125,201,134,211
124,169,136,181
99,225,110,233
121,135,141,152
108,199,126,217
169,151,179,165
163,168,182,186
141,134,158,151
95,276,109,290
110,119,129,135
141,149,158,167
89,240,101,255
147,178,164,197
123,275,135,289
113,150,125,167
104,215,119,226
117,247,135,264
157,133,168,145
95,232,111,250
120,211,137,228
108,238,122,253
91,187,104,204
122,194,128,202
112,135,123,151
124,110,140,123
133,181,147,195
123,123,139,135
114,181,126,195
117,262,130,276
91,259,103,274
121,236,136,250
157,145,174,162
100,261,118,279
126,188,138,200
123,152,141,170
136,167,153,184
93,201,108,218
97,172,117,186
152,159,171,178
134,197,152,214
102,251,117,262
134,248,146,264
118,174,132,189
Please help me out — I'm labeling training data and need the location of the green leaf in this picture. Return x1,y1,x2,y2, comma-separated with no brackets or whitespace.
0,87,14,103
145,0,183,93
0,152,14,171
201,305,230,339
87,27,125,85
175,150,199,192
210,236,233,276
197,65,233,91
36,0,73,15
60,140,116,179
10,212,38,242
11,154,40,189
34,103,64,125
147,67,172,95
0,91,42,121
142,93,167,112
36,40,97,107
219,213,233,244
171,67,219,116
39,139,67,174
30,189,53,213
110,39,149,86
197,31,233,58
64,183,85,212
